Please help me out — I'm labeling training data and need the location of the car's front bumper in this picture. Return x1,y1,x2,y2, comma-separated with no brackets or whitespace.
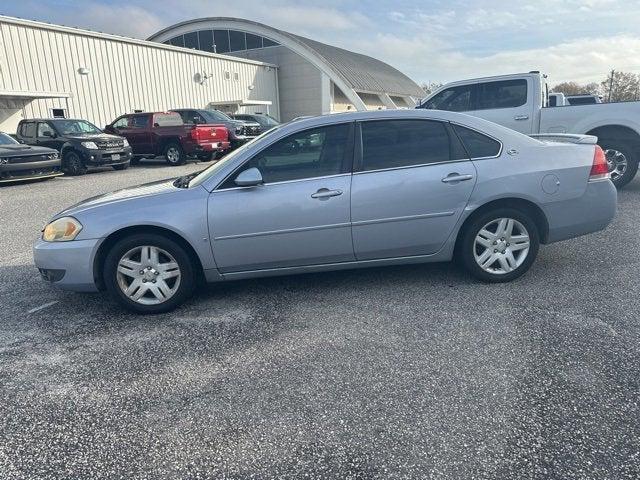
544,179,617,243
0,159,62,183
33,238,101,292
81,147,133,166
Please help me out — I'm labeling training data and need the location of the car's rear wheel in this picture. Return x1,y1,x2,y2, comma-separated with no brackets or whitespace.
460,208,540,283
62,151,87,176
103,233,196,314
197,152,214,162
598,141,638,188
164,142,186,166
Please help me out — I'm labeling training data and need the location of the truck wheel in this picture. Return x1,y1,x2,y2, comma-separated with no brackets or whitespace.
197,153,214,162
599,141,638,188
164,143,186,166
112,163,129,171
62,151,87,176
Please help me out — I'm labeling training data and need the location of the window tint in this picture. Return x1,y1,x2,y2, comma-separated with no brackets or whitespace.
37,122,55,138
131,115,150,128
20,122,36,138
198,30,214,52
421,85,473,112
236,124,351,185
113,117,128,129
360,120,452,171
477,80,527,110
213,30,230,53
452,124,501,158
229,30,246,51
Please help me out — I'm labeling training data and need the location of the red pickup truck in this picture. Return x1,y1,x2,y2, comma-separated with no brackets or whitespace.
104,112,230,165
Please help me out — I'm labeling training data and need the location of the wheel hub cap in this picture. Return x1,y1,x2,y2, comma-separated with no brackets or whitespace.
473,218,530,275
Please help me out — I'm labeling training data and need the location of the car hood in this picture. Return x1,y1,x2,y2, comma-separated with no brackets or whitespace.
64,133,123,142
0,144,58,155
58,178,180,217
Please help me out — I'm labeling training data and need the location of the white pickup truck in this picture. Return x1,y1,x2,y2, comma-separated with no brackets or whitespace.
418,72,640,187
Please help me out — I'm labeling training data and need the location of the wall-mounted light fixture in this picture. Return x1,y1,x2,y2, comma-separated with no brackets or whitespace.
247,85,255,91
77,67,90,75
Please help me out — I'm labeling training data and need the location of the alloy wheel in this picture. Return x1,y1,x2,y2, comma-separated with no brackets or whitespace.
116,245,181,305
604,149,628,182
166,147,180,163
473,218,530,275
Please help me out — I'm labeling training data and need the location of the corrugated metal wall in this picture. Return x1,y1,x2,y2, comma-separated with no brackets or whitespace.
0,17,279,132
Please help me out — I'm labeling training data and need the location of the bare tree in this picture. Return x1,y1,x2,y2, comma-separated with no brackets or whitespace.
551,81,600,96
600,71,640,102
421,82,443,95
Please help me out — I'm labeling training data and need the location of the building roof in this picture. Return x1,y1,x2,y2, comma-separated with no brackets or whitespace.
148,18,424,98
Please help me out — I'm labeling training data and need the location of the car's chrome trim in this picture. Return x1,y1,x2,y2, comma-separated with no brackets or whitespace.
352,158,471,175
352,211,455,226
213,221,351,241
214,173,351,191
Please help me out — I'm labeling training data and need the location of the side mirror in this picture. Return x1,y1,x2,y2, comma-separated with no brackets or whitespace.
153,123,160,128
42,130,54,138
234,167,263,187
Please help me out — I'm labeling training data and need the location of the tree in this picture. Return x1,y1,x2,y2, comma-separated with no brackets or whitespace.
421,81,443,95
600,71,640,102
551,81,600,96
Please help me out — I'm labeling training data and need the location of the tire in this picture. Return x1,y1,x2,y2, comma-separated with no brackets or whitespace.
112,163,129,171
214,151,226,160
130,157,141,166
598,140,638,189
460,208,540,283
197,152,214,162
103,233,196,314
62,150,87,176
164,142,186,166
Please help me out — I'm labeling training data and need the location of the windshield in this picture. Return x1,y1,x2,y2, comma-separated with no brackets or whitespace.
202,109,233,123
0,133,18,145
54,120,102,135
258,115,279,127
188,125,284,188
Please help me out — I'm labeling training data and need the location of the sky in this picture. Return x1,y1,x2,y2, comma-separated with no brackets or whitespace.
3,0,640,86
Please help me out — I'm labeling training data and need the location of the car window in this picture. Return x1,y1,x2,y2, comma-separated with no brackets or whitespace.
360,120,454,171
229,123,351,185
131,115,150,128
452,124,501,158
421,85,474,112
0,133,17,145
20,122,36,138
476,79,527,110
37,122,55,138
113,117,129,129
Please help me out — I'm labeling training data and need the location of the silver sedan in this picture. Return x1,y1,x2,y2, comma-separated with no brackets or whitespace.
34,110,617,313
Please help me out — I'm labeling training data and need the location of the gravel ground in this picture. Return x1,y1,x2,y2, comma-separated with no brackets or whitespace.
0,161,639,479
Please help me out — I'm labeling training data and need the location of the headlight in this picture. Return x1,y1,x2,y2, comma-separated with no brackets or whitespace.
42,217,83,242
122,138,130,148
81,141,98,149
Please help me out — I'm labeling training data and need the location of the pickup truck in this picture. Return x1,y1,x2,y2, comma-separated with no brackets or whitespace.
16,118,132,176
104,112,230,165
170,109,261,150
418,72,640,187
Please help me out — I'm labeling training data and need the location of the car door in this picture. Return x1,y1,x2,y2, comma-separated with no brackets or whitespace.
466,79,534,134
126,114,152,154
351,119,477,260
208,122,355,272
36,121,61,150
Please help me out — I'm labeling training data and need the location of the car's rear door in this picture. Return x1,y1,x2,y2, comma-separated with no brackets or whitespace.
208,122,355,272
351,118,477,260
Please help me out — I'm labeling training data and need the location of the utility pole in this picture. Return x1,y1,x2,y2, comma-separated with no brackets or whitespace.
608,69,615,102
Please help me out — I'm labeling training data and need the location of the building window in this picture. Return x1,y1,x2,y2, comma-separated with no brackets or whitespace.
229,30,246,51
224,71,231,80
183,31,199,50
50,108,66,118
233,72,239,81
262,37,279,47
198,30,215,53
167,35,184,48
213,30,230,53
245,33,262,49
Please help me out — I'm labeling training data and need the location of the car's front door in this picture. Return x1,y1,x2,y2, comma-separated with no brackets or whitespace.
36,121,61,150
208,123,355,272
117,115,151,154
351,119,477,260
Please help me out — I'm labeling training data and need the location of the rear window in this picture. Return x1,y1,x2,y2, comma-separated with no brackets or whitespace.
153,113,183,127
452,124,501,158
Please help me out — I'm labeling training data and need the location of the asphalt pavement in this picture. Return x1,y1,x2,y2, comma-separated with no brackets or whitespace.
0,159,639,479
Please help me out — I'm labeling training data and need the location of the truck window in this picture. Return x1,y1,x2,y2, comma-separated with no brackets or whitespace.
112,117,128,129
37,122,55,138
131,115,151,128
476,79,527,110
153,113,183,127
420,85,473,112
20,122,36,138
452,124,501,158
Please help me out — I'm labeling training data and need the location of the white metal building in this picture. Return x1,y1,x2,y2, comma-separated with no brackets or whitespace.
0,15,279,133
149,18,425,122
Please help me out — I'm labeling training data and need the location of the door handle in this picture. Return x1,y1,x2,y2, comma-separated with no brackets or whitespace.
514,115,529,121
311,188,343,199
441,173,474,184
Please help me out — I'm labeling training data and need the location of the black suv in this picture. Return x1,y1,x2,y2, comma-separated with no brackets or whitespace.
16,118,132,175
171,109,261,149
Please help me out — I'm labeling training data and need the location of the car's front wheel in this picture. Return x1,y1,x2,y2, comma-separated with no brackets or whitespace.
103,233,196,313
62,151,87,176
460,208,540,283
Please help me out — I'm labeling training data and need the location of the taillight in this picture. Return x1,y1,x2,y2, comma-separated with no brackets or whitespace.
589,146,609,180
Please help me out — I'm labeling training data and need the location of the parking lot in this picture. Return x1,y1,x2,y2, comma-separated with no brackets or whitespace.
1,162,639,479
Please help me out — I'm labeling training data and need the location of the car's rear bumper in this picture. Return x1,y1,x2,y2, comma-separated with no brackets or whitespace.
194,141,231,153
33,238,101,292
544,179,617,243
